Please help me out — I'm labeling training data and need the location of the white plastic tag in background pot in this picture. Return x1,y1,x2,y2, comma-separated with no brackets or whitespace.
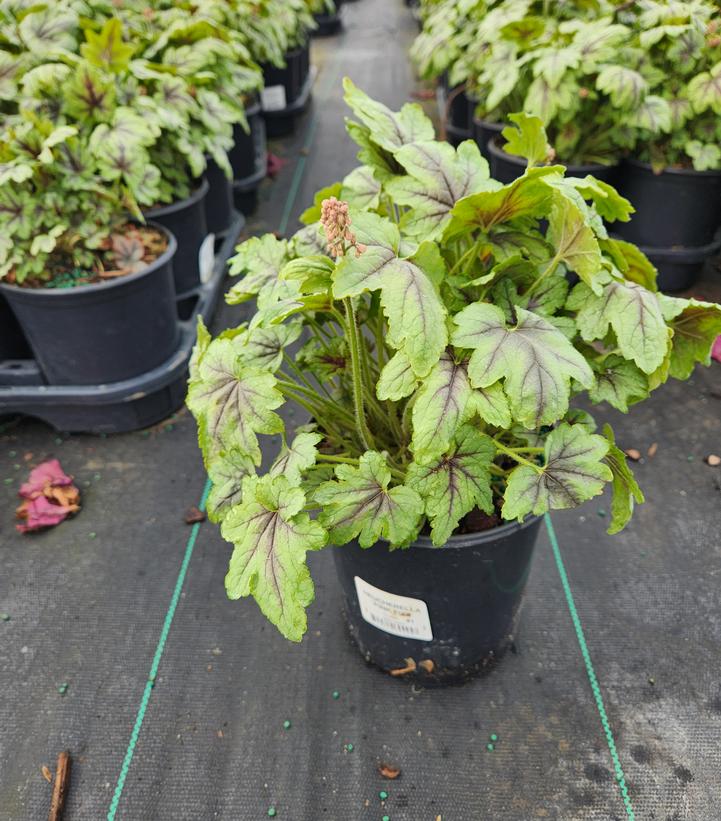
198,233,215,284
261,85,287,112
354,576,433,641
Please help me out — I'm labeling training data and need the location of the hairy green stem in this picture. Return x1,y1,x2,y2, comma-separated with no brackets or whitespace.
492,439,544,471
343,298,376,450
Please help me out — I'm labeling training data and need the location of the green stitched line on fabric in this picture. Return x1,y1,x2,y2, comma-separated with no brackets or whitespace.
107,61,337,820
107,478,211,821
545,513,635,820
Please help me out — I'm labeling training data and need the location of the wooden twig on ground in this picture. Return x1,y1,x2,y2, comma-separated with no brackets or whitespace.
48,751,71,821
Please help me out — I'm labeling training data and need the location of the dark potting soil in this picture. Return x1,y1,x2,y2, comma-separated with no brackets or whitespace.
15,224,168,290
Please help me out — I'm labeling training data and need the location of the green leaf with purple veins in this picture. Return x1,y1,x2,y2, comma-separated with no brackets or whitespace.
502,423,612,521
452,303,593,428
187,337,284,465
408,426,495,546
602,424,644,535
269,428,323,486
411,352,480,463
206,448,256,523
386,139,491,239
315,452,424,548
223,476,327,641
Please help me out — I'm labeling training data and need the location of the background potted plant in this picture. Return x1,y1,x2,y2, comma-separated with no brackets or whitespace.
187,81,721,682
0,62,178,385
613,0,721,290
311,0,343,37
464,2,644,179
410,0,487,145
1,4,262,297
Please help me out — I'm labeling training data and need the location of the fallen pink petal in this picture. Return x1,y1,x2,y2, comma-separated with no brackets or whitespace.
15,458,81,533
16,496,75,533
19,458,74,500
712,336,721,364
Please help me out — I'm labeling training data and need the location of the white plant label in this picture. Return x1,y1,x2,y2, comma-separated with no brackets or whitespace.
198,233,215,284
261,84,287,112
354,576,433,641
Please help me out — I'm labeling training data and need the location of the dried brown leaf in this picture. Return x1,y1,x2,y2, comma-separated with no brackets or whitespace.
184,506,206,524
647,442,658,458
418,659,435,673
378,762,401,780
41,765,52,783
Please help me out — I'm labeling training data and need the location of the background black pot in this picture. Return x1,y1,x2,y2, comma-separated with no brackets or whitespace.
488,137,618,185
260,41,312,138
0,293,31,360
203,159,235,237
614,158,721,248
313,0,343,35
144,178,210,296
0,225,178,386
473,116,504,162
635,233,721,293
332,515,542,685
440,81,474,147
230,100,268,214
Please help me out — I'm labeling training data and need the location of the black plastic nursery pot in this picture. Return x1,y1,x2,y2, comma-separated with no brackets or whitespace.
0,293,31,360
144,178,211,297
636,234,721,293
442,85,475,147
333,515,543,685
313,0,344,36
203,159,235,237
614,158,721,248
229,100,268,215
260,41,313,138
473,116,504,162
487,136,618,185
0,225,178,386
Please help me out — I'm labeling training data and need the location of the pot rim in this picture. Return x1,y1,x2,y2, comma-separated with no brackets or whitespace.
0,221,177,298
487,135,617,172
411,513,543,550
633,230,721,260
144,176,210,219
472,115,504,131
624,156,721,179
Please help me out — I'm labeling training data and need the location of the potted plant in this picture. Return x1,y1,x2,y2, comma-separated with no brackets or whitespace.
1,5,262,296
240,0,315,137
117,6,261,292
613,0,721,290
311,0,342,37
187,80,721,683
0,87,178,385
469,3,649,180
410,0,487,145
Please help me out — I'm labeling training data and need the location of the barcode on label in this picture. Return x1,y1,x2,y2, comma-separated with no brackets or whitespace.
354,576,433,641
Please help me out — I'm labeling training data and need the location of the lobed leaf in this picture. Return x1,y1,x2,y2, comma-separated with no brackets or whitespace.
503,423,612,521
187,338,284,465
588,354,649,412
452,303,593,428
602,424,644,535
408,427,495,546
223,476,327,642
568,280,669,374
315,452,424,548
659,296,721,380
